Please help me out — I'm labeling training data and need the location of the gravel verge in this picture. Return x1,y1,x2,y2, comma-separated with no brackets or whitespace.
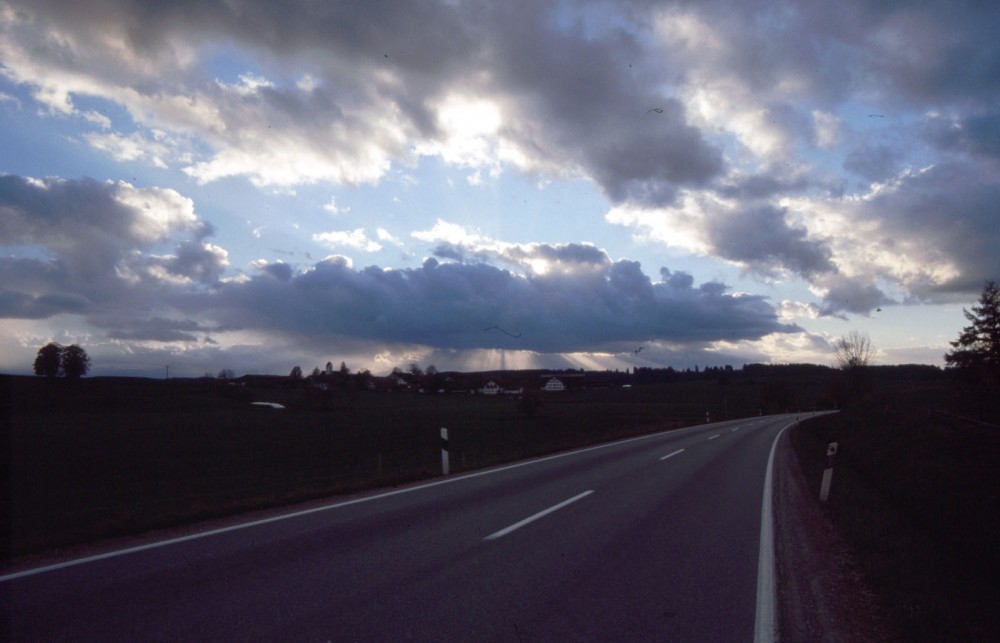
773,428,898,642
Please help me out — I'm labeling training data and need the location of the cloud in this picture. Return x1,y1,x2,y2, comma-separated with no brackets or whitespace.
194,256,797,354
0,290,91,319
103,317,215,343
83,130,171,168
812,274,890,317
1,170,795,363
705,204,835,278
0,173,225,319
3,0,999,371
0,0,727,203
312,228,384,253
415,220,614,278
322,196,348,215
843,143,902,182
845,162,1000,296
607,194,834,280
921,111,1000,162
253,260,294,281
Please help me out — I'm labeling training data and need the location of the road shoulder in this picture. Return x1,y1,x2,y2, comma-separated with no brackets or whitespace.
773,428,897,642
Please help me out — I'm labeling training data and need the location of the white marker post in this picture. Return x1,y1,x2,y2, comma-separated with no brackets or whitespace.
819,442,837,502
440,427,450,476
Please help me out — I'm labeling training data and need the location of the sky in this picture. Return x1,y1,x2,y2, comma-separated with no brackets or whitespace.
1,0,998,378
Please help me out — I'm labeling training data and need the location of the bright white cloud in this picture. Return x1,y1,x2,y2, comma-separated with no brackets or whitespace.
83,130,170,167
312,229,383,253
322,196,348,215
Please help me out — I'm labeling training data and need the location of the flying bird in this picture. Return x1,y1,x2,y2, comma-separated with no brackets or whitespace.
484,325,522,338
634,346,644,355
646,108,663,114
867,114,885,118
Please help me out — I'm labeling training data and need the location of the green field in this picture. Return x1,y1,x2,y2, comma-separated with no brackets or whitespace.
2,370,835,557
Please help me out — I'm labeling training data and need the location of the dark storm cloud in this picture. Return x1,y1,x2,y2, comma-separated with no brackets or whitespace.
504,242,610,269
488,10,724,203
0,290,91,319
0,173,226,318
851,161,1000,296
674,0,1000,108
922,111,1000,162
817,276,889,317
103,317,215,343
707,205,834,279
432,240,612,275
714,173,818,201
261,261,294,281
0,175,154,282
198,256,796,353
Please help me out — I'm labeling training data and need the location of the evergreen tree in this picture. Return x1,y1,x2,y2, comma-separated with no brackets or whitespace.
945,280,1000,383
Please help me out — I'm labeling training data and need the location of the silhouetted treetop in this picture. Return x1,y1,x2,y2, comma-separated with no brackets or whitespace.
946,280,1000,384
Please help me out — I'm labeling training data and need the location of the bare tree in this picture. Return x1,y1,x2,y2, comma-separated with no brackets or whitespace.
833,330,874,370
834,330,874,403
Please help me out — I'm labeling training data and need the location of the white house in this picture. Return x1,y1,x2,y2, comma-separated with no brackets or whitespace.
481,381,501,395
543,378,566,392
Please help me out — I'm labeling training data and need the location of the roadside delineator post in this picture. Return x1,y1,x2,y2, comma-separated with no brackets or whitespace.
440,427,450,476
819,442,838,502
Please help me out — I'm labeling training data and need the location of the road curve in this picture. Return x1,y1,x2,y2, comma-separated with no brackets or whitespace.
2,414,816,641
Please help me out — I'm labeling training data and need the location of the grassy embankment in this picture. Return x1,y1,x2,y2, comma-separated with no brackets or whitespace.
791,386,1000,641
2,370,829,559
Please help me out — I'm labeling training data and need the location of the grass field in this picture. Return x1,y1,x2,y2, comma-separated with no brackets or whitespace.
791,386,1000,640
2,371,834,558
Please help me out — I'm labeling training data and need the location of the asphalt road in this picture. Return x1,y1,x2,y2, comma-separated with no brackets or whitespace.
2,414,811,642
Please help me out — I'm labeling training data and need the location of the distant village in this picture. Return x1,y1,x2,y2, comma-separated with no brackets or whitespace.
223,362,945,396
231,363,626,395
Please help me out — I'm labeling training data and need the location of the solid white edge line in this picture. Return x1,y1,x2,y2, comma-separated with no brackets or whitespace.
2,414,797,583
484,490,594,541
753,420,794,643
659,448,685,460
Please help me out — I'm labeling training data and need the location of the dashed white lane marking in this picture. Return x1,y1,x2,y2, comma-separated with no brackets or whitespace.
484,490,594,541
659,449,685,460
707,434,720,440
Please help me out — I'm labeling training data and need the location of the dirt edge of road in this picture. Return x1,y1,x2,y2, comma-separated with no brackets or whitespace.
773,427,897,642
